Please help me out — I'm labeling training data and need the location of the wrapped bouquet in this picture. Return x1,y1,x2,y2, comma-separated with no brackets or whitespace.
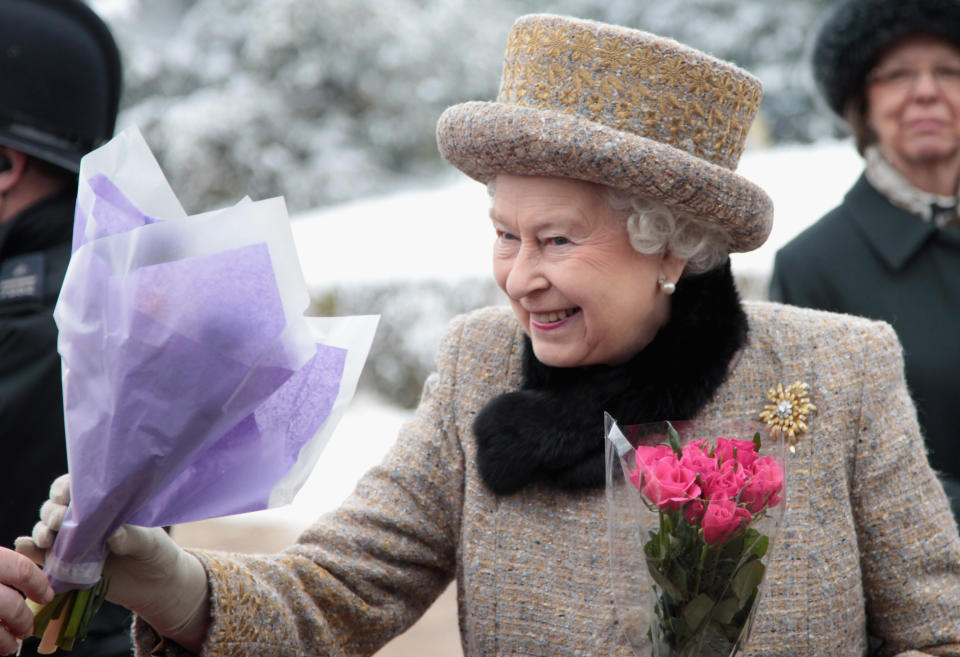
27,127,378,651
605,415,786,657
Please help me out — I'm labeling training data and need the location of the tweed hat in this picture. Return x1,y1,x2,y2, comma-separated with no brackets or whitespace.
812,0,960,116
436,14,773,254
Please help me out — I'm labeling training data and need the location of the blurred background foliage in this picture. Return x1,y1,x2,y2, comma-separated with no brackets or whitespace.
104,0,842,215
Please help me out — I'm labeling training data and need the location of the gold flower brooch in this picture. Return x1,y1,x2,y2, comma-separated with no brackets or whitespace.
758,381,816,453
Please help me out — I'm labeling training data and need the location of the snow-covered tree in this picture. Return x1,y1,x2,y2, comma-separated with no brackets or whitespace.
99,0,842,215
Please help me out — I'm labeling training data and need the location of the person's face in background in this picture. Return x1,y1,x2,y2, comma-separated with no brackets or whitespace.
490,174,685,368
866,34,960,176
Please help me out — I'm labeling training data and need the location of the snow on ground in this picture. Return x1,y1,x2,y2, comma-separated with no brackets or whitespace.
232,138,864,531
290,138,863,289
730,139,863,277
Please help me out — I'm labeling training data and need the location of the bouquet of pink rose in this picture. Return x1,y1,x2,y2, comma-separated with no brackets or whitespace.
605,416,786,657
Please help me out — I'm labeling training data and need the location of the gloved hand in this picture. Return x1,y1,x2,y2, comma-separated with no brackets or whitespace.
15,475,211,651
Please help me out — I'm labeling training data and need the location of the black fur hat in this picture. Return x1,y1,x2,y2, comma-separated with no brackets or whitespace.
812,0,960,116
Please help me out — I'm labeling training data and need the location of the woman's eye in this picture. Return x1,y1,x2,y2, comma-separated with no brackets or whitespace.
937,66,960,80
550,236,571,246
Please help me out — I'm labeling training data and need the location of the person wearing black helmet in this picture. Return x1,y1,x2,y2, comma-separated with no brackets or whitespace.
0,1,132,655
770,0,960,523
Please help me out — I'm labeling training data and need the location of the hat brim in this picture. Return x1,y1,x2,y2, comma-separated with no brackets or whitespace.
0,128,82,173
437,101,773,253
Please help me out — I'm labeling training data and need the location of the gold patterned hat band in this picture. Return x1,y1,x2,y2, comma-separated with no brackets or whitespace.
436,14,774,253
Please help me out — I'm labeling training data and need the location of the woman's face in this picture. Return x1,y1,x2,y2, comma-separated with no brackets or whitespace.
865,35,960,170
490,174,685,368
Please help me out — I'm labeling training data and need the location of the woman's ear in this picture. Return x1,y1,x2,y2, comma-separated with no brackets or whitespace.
660,250,688,284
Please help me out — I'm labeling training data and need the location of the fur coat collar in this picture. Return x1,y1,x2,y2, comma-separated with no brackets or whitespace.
473,261,748,494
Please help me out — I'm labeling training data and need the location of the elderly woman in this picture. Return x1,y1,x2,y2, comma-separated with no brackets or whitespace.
2,14,959,657
770,0,960,519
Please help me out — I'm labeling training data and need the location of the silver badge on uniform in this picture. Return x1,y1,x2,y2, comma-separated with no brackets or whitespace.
0,253,45,303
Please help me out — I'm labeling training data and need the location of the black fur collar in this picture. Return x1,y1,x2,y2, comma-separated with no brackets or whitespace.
473,261,748,495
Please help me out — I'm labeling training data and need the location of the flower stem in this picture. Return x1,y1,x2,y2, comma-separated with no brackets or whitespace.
693,543,708,594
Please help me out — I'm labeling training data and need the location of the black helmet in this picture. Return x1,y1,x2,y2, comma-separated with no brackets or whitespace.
0,0,122,172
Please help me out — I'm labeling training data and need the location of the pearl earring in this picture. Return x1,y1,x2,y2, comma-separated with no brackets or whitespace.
659,278,676,295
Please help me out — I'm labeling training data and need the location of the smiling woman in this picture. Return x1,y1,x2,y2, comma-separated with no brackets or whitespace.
486,175,729,368
489,174,683,368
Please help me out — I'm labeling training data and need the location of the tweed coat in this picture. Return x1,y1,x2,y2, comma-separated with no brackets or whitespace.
135,302,960,657
769,175,960,518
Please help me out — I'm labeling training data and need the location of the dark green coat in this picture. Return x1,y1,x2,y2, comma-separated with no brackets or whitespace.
0,190,132,657
770,174,960,519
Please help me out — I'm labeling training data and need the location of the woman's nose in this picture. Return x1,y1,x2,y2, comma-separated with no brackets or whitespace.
912,69,944,98
504,245,548,299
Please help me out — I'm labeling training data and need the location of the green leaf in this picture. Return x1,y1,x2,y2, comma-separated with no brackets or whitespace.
667,422,682,456
713,596,740,625
668,562,689,595
648,563,685,602
682,593,716,630
731,559,766,605
749,534,769,559
753,431,762,451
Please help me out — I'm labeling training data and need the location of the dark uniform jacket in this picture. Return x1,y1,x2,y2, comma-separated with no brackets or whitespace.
0,190,132,656
0,192,72,550
770,174,960,519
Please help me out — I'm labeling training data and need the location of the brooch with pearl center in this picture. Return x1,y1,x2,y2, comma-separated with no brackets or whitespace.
758,381,816,453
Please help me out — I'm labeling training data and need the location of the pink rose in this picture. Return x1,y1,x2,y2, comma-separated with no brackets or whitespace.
632,451,701,511
680,439,718,476
740,455,784,513
630,445,673,488
715,437,759,469
629,445,675,489
700,460,746,502
701,497,752,545
635,444,675,467
684,498,706,524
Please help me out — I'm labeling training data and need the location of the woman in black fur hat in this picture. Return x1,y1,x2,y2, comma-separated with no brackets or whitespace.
771,0,960,521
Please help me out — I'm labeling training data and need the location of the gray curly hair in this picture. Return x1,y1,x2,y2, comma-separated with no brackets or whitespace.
603,187,730,275
487,180,730,275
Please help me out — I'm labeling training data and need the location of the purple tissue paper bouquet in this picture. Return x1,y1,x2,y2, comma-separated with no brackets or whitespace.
29,127,377,651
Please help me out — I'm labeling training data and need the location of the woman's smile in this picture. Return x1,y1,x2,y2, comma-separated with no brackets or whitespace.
529,307,581,330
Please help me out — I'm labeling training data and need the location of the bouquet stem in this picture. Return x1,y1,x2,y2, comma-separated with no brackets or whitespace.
26,579,109,653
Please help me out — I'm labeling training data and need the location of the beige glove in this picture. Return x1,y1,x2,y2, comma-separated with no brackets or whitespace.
15,475,211,652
